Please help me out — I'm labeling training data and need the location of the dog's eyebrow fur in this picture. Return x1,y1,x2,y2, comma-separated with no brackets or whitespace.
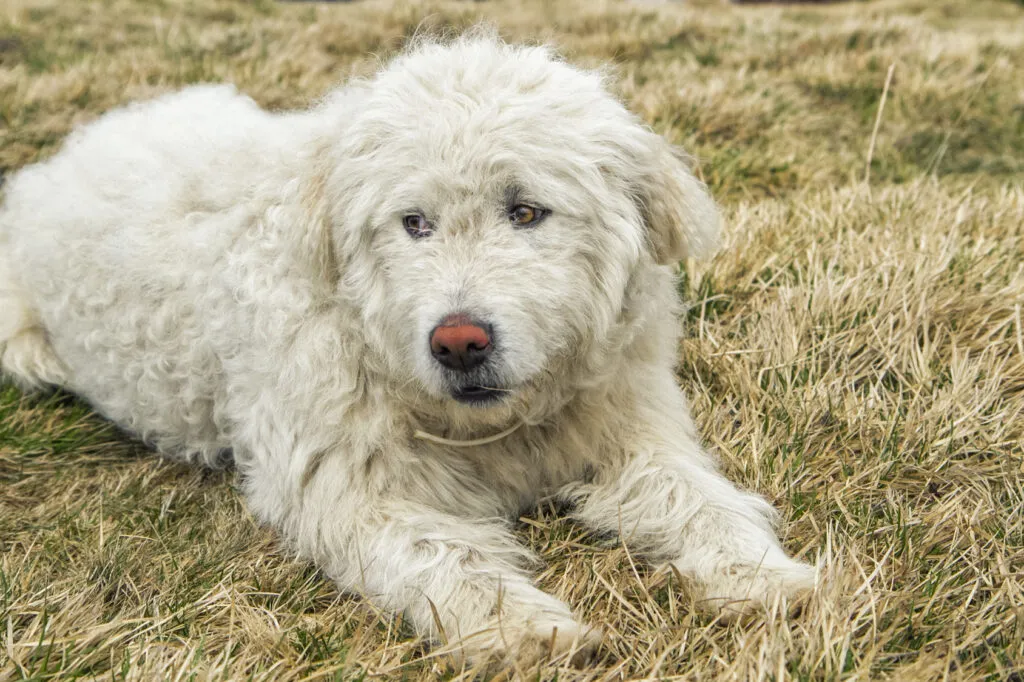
503,184,524,208
503,184,550,214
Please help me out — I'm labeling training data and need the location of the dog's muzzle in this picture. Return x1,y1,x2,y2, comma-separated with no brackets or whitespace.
430,313,493,372
430,313,506,405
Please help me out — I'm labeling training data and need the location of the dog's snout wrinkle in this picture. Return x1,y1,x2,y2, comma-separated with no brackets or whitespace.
430,314,493,373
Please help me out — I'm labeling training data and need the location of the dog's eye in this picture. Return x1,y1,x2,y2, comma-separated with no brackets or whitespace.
403,213,433,238
508,204,547,228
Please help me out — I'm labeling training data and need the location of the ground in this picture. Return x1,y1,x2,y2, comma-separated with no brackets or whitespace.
0,0,1022,680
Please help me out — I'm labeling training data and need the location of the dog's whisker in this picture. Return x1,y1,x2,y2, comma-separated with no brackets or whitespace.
471,385,513,393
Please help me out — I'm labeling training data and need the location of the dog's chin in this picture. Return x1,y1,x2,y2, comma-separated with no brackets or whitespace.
450,385,508,406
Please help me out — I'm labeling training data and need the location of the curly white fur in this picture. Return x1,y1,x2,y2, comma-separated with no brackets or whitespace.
0,34,814,665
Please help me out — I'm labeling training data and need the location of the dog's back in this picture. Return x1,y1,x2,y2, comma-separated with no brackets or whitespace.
0,84,317,463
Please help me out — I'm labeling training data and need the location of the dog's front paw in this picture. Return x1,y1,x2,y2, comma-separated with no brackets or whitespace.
450,612,602,671
511,618,603,668
688,557,816,621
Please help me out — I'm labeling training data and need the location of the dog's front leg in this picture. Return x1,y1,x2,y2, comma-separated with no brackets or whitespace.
341,505,599,665
243,447,596,666
563,377,816,618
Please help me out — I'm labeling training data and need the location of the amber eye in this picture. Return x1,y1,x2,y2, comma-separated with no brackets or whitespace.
508,204,546,228
403,213,433,238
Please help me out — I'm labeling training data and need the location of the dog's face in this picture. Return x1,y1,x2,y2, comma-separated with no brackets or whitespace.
326,37,719,419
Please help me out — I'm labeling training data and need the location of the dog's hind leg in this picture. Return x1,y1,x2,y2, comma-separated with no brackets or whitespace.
0,257,67,389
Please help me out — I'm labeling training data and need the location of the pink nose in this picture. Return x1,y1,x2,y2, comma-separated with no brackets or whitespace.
430,314,493,372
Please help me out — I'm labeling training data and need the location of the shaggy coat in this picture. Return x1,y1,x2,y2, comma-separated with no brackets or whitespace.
0,36,814,664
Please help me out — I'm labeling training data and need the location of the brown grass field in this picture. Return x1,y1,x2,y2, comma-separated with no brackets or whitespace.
1,0,1023,679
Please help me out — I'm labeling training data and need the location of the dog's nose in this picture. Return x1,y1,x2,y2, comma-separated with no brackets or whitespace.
430,314,493,372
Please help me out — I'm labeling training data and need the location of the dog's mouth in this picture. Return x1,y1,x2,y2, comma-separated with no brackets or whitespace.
450,385,507,406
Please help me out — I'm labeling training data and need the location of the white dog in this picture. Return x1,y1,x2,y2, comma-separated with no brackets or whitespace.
0,34,814,665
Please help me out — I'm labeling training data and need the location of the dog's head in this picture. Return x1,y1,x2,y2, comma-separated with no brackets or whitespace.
322,35,719,420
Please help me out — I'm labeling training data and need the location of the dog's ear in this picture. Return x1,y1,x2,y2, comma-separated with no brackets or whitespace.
634,134,721,265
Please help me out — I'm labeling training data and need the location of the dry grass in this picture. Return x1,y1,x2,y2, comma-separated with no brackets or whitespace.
1,0,1022,679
